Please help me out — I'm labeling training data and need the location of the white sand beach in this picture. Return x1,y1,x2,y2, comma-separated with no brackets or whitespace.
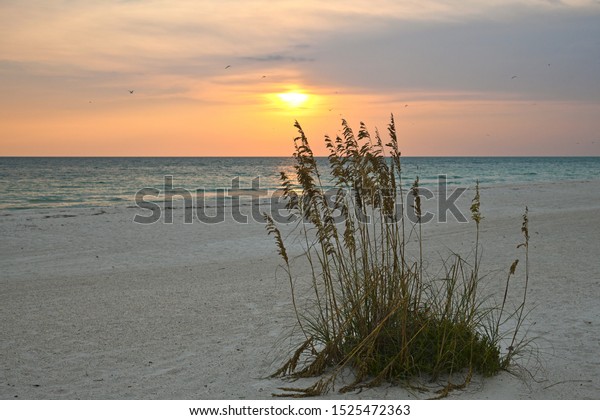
1,180,599,400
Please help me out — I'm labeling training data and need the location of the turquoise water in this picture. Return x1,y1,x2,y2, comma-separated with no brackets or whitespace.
0,157,599,210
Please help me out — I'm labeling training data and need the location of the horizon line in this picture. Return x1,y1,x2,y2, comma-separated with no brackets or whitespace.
1,155,599,159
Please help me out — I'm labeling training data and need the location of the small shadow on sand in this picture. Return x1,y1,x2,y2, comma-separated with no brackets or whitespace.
43,214,77,219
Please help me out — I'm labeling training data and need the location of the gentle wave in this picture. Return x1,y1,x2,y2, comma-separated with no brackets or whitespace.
1,157,599,210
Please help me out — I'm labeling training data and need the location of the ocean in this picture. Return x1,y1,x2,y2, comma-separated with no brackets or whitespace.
0,157,599,210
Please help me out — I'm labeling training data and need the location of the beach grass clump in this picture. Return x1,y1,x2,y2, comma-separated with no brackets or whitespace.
264,115,531,397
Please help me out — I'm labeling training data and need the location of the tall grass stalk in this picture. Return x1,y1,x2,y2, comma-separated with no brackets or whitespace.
265,116,532,396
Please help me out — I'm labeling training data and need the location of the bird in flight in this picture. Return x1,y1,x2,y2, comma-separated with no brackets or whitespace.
225,65,231,69
129,90,134,94
511,76,518,79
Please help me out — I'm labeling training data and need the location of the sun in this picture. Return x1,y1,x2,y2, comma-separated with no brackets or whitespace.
277,91,309,107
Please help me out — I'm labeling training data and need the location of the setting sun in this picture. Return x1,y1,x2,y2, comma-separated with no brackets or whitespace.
277,91,309,107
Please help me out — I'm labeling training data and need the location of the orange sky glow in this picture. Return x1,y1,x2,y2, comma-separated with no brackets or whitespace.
1,1,599,156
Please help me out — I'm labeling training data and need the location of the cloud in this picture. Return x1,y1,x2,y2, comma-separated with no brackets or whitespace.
242,54,314,63
298,7,600,102
1,1,599,106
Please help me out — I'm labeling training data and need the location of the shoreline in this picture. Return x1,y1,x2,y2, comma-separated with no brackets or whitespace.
1,177,597,213
1,179,599,399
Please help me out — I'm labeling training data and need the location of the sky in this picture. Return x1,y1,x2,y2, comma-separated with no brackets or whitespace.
1,0,599,156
